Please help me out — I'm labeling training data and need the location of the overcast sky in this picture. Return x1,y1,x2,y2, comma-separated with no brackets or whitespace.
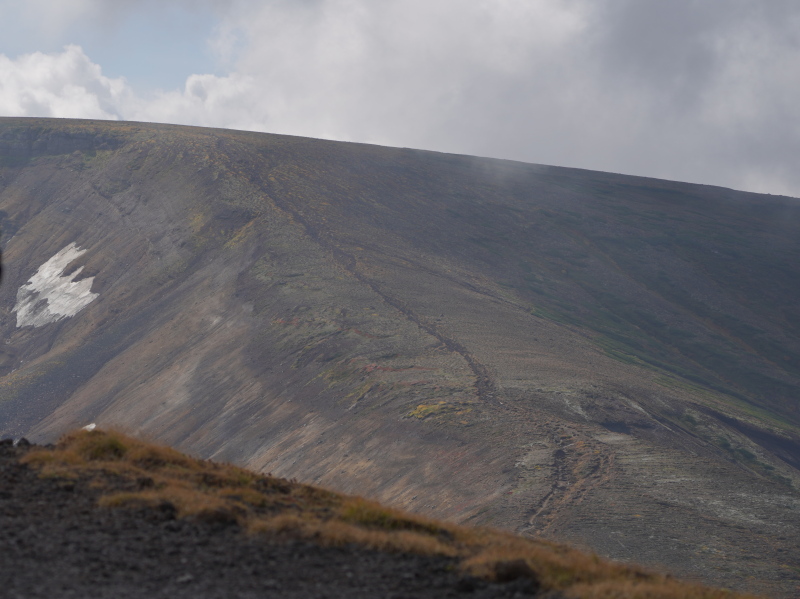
1,0,799,198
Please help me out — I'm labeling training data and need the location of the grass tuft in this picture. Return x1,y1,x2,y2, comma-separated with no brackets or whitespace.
73,430,129,461
340,497,449,537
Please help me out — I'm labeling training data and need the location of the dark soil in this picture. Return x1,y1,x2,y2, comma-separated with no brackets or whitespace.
0,440,546,599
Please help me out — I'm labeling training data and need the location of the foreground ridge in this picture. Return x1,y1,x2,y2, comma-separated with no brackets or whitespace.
2,429,754,599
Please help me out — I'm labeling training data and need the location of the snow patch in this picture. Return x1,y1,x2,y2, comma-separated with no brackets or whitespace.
13,243,99,328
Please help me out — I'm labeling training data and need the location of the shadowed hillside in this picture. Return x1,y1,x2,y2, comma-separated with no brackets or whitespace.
0,118,798,597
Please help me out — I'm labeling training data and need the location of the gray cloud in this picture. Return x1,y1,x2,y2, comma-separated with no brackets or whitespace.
1,0,799,197
580,0,800,194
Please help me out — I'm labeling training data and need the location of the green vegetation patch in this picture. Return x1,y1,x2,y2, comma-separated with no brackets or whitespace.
406,401,472,420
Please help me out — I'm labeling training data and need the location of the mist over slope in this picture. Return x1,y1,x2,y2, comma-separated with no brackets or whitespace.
0,118,798,597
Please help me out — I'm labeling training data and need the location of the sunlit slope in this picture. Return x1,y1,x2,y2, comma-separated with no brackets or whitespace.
0,118,798,597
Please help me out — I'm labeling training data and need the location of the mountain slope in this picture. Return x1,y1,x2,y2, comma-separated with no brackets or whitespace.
0,118,798,597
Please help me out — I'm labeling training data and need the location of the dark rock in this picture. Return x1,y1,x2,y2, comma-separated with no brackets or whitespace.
492,560,538,584
454,576,484,592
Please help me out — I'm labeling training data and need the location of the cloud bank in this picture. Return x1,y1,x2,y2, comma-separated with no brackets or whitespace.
1,0,799,197
0,45,127,120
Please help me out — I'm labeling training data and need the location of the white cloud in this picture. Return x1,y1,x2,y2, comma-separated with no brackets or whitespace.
127,72,261,130
2,1,800,198
137,0,591,143
0,45,128,119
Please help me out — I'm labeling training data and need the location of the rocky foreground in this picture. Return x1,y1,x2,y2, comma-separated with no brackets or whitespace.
0,442,482,598
0,430,754,599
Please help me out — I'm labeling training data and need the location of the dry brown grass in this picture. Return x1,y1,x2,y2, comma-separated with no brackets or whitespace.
22,430,759,599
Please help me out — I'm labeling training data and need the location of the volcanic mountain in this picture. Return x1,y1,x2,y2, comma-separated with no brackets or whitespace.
0,118,798,597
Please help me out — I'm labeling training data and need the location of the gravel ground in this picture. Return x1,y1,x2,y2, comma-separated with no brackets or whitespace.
0,440,547,599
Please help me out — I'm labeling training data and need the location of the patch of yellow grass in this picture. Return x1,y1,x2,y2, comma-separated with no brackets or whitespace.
407,401,449,419
248,514,456,556
20,430,761,599
340,497,450,536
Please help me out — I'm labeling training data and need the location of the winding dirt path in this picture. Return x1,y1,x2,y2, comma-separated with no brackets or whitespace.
260,177,499,406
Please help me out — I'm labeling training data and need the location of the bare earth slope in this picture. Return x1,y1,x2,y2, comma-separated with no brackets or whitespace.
0,118,798,597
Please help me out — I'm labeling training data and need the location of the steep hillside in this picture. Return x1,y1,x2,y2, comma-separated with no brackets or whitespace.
0,118,798,597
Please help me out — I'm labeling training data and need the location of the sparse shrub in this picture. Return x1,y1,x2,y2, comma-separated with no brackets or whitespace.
219,487,271,508
340,497,447,537
127,444,195,471
74,431,128,461
248,513,310,536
